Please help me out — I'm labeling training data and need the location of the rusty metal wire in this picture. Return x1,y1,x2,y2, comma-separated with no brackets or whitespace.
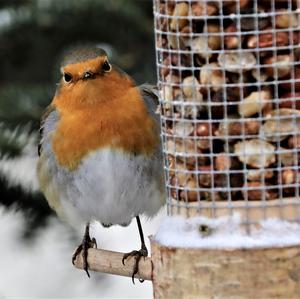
153,0,300,228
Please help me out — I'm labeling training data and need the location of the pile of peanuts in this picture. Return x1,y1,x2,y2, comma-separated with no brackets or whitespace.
155,0,300,202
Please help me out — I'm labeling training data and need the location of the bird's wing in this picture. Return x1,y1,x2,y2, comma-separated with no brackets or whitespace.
38,105,59,156
138,84,160,124
139,84,165,198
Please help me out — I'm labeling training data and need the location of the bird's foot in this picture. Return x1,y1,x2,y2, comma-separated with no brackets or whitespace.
122,243,148,284
72,226,97,278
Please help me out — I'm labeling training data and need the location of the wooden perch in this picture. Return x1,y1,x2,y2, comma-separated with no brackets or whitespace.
73,248,153,281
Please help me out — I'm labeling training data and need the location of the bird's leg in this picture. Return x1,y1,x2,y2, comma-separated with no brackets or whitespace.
122,216,148,284
72,222,97,278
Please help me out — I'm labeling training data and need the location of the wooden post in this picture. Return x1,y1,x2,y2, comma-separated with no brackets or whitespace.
151,240,300,299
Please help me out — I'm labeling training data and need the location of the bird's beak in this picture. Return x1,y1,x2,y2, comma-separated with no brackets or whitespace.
82,71,94,80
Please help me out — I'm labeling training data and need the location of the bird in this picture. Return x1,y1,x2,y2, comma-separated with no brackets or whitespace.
37,46,165,282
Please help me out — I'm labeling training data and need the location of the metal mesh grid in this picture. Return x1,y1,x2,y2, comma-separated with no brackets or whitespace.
153,0,300,227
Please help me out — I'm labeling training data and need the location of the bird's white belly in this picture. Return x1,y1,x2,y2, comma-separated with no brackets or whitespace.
43,148,164,227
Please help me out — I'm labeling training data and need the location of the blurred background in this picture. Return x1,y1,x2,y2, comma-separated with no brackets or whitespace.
0,0,165,297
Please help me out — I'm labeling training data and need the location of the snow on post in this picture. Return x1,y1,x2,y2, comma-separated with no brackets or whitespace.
152,0,300,297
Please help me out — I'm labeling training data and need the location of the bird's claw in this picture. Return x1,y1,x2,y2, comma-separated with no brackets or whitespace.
72,244,83,265
122,244,148,284
72,230,97,278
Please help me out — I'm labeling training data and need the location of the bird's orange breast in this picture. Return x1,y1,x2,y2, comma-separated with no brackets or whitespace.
51,78,159,171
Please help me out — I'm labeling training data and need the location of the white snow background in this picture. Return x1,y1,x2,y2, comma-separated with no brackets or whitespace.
0,206,166,298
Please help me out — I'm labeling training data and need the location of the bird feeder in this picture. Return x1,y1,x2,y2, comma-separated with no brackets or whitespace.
156,0,300,224
74,1,300,298
152,0,300,297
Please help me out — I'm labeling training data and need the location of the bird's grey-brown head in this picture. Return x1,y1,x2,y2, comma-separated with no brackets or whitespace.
61,47,107,67
59,46,112,84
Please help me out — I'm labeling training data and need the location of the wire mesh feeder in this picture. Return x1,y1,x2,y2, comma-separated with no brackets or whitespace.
154,0,300,229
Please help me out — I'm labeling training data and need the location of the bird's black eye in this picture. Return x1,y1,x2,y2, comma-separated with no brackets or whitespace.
102,61,111,72
63,73,73,83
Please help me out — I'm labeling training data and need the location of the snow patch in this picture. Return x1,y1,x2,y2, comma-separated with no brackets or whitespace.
0,154,39,192
155,214,300,248
0,206,166,298
0,132,39,193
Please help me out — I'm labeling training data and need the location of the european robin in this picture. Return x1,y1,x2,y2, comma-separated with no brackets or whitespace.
37,47,165,281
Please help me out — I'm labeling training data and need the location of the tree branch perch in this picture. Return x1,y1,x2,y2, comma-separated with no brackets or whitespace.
73,248,153,281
